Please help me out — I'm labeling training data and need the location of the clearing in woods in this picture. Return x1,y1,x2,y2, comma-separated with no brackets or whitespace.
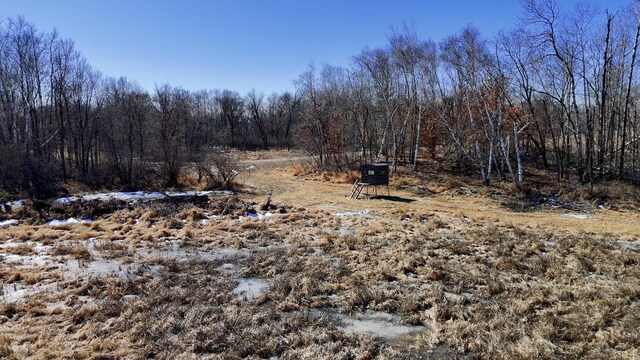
0,154,638,359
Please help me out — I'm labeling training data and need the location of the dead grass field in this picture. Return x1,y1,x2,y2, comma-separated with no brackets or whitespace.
0,156,638,359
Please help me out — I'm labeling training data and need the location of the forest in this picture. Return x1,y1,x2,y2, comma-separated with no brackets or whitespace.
1,0,639,195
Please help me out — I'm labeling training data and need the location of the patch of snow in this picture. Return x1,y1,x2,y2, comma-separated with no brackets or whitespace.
53,196,80,204
0,219,18,227
82,191,164,202
444,291,472,302
587,272,606,281
1,199,25,208
45,218,92,226
165,190,231,197
239,212,274,220
563,213,590,220
217,263,240,273
233,278,268,301
335,209,370,217
198,213,219,225
54,190,233,204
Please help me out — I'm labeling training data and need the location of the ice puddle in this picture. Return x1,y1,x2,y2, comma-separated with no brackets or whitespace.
312,309,426,340
233,278,269,301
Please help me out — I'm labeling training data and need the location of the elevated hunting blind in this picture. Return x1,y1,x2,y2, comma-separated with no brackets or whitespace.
360,163,389,185
350,163,390,199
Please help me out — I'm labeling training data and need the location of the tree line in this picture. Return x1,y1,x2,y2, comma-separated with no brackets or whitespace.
294,0,640,189
0,17,301,195
1,0,640,196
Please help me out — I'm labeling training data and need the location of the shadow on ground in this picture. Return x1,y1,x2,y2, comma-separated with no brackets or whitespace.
369,195,416,203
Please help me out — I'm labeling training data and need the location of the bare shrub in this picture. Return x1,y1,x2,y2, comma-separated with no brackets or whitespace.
199,149,238,189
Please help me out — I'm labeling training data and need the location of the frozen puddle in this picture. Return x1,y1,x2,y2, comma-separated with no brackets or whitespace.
2,283,58,303
0,260,143,304
2,284,30,303
337,312,426,339
233,278,268,301
315,310,426,340
617,240,639,252
335,209,370,217
65,258,136,278
1,243,249,303
0,242,54,267
2,253,52,267
140,245,248,262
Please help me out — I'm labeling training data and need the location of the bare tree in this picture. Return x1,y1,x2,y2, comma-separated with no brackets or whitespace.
215,89,243,148
103,77,151,187
619,5,640,177
246,89,269,149
153,84,190,187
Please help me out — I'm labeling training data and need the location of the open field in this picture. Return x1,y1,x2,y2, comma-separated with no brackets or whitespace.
1,156,639,359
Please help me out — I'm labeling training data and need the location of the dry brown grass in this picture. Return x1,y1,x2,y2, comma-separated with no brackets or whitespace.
567,180,640,210
285,163,315,177
2,244,36,256
177,172,200,188
0,267,60,285
52,244,91,261
237,149,304,161
0,336,14,359
177,206,206,221
3,206,638,358
283,164,360,185
1,160,639,359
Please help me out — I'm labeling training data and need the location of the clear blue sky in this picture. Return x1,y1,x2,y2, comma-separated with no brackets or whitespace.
0,0,629,95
